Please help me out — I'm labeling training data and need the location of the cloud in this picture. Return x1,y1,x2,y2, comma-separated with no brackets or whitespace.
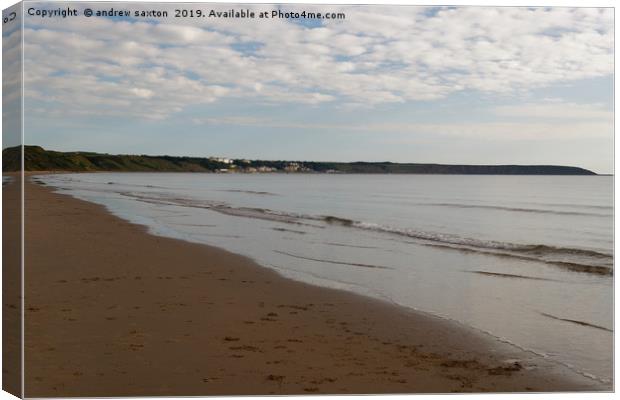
195,100,613,141
2,8,23,148
493,101,613,120
22,5,613,119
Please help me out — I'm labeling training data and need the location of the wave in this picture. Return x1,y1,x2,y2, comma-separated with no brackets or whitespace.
468,270,556,281
119,191,319,226
106,181,169,189
426,243,613,276
539,312,612,332
316,216,613,276
273,250,392,270
516,244,611,259
525,202,612,211
272,227,307,235
425,203,610,217
222,189,278,196
116,191,613,276
175,223,218,227
322,242,379,250
323,215,356,226
350,221,613,276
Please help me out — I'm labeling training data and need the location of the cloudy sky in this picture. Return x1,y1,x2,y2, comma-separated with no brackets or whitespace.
11,3,614,172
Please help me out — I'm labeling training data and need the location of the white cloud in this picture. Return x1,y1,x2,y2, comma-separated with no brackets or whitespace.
23,5,613,119
130,88,155,99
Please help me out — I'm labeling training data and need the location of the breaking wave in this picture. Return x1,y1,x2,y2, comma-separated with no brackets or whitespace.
345,220,613,276
118,191,613,276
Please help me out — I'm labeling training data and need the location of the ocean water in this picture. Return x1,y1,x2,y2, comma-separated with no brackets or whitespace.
38,173,613,384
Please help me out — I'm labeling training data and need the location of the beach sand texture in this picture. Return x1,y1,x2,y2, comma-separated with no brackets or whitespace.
21,178,604,396
3,173,22,397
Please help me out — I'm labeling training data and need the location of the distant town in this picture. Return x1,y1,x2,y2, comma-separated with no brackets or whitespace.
208,157,319,173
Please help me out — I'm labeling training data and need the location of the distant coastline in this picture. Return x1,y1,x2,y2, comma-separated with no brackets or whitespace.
2,145,597,175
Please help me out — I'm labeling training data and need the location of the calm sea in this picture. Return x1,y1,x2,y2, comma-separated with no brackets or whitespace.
38,173,613,384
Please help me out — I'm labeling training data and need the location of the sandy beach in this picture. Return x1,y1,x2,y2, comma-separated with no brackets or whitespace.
3,173,22,397
21,176,605,397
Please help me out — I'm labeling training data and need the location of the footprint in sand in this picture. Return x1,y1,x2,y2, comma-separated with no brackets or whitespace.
278,304,309,311
229,345,260,352
266,374,285,382
310,377,337,384
487,362,522,376
441,359,481,369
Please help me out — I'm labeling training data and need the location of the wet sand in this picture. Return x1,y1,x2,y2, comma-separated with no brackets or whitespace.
22,177,606,396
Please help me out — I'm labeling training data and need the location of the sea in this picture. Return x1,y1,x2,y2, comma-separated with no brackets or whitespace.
37,173,613,385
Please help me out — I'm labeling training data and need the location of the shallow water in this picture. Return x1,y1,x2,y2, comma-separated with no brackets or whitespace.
39,173,613,384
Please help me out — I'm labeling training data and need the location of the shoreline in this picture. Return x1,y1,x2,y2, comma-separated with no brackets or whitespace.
21,177,608,396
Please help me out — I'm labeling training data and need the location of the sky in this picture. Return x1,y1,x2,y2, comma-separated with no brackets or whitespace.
5,3,614,173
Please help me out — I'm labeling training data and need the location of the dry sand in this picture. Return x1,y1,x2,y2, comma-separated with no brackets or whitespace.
20,177,606,397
